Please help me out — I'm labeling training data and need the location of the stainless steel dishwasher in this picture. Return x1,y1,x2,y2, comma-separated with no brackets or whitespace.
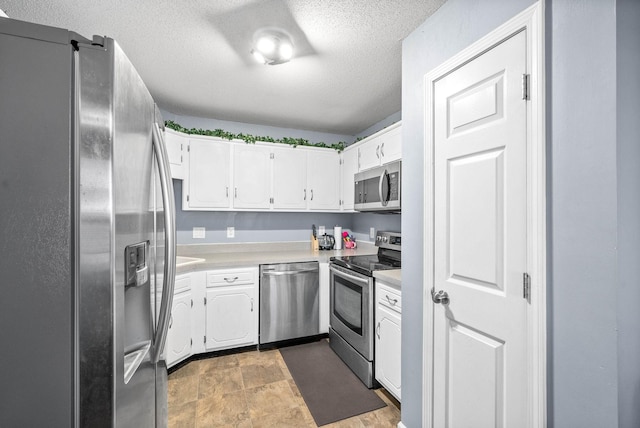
259,261,320,345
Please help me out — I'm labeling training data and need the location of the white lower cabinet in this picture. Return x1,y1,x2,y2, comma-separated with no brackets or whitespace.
167,274,193,368
204,267,258,351
375,281,402,401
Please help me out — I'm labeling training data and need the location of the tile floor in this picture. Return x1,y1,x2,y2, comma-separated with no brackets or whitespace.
168,347,401,427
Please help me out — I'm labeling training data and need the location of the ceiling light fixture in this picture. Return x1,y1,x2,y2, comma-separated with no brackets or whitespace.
251,28,294,65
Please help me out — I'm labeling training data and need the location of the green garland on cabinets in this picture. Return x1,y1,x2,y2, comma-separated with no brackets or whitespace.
164,120,346,152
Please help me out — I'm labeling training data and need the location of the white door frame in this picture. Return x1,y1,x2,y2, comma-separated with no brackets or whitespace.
421,3,546,427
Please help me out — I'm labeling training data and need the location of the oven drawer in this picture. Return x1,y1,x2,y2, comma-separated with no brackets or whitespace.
377,282,401,312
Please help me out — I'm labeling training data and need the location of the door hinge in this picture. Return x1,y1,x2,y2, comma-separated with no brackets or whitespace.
522,74,530,100
523,272,531,301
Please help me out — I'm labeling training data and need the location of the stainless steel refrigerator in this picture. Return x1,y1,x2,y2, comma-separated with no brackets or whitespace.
0,17,176,427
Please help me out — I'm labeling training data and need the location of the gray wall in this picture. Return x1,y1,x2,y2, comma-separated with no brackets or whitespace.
353,110,402,141
548,1,620,426
350,212,401,243
161,109,354,145
616,0,640,426
400,0,535,426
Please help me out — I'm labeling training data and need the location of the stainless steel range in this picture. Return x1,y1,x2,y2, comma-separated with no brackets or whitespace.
329,231,401,387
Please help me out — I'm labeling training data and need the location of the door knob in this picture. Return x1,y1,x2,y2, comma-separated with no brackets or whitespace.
431,289,450,305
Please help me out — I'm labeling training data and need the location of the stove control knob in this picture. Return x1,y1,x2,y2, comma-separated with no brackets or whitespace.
382,236,388,243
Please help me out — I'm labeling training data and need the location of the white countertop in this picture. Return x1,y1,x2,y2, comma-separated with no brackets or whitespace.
373,269,402,288
175,241,379,273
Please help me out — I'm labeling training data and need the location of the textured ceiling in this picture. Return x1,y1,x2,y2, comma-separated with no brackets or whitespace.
0,0,445,135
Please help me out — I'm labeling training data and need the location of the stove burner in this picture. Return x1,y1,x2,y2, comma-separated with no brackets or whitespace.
330,249,401,277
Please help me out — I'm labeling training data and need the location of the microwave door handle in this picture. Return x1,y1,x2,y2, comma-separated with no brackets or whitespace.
151,122,177,364
379,169,390,206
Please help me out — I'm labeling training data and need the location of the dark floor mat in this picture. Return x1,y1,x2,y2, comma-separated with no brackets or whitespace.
279,339,386,426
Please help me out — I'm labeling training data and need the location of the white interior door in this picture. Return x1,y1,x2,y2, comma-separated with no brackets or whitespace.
432,30,529,427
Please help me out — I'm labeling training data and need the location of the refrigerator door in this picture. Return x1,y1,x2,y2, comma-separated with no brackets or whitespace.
75,37,174,427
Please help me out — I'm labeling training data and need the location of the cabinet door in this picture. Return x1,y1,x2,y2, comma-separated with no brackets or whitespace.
340,147,358,211
186,138,231,209
164,130,186,180
358,139,382,171
233,145,271,209
205,285,257,350
307,150,341,210
167,290,192,367
272,147,307,210
376,304,402,401
379,124,402,164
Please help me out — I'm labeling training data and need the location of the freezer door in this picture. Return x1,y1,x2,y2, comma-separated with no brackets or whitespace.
0,19,75,427
75,38,173,427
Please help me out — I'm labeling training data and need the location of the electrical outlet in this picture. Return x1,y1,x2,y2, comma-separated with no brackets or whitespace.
193,227,205,239
318,226,325,235
227,227,235,238
370,227,376,239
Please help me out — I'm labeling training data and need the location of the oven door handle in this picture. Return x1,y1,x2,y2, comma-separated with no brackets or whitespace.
330,265,370,286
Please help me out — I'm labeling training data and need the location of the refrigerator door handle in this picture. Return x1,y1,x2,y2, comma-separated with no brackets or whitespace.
151,122,177,363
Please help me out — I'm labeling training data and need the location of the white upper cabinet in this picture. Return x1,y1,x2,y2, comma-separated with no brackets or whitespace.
175,131,347,212
184,137,231,209
340,146,358,211
164,129,186,180
307,149,341,210
272,146,307,210
233,144,272,209
357,122,402,171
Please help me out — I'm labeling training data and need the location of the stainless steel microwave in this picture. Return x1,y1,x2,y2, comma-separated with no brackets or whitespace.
354,160,401,213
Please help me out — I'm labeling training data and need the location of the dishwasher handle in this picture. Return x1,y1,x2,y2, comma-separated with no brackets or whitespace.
262,267,319,276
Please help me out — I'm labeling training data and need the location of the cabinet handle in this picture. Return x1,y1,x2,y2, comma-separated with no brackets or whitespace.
224,276,238,283
376,321,381,339
376,145,380,159
250,298,254,312
235,187,238,198
226,187,229,197
385,295,398,306
311,189,314,201
169,315,173,329
381,143,385,157
304,189,307,201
